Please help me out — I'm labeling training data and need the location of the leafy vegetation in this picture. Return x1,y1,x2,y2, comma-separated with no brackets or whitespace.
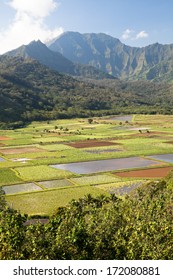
1,176,173,259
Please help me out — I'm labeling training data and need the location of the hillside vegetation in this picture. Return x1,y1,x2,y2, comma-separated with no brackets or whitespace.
0,175,173,260
1,55,173,128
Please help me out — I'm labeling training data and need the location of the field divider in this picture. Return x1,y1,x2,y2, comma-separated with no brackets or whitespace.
34,182,46,190
10,167,24,181
66,177,79,186
0,154,8,161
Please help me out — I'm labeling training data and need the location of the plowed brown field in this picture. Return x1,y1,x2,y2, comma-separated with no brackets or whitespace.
67,140,117,148
0,136,11,140
115,166,173,178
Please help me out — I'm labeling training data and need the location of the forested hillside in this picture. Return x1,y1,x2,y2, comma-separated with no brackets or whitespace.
1,55,173,128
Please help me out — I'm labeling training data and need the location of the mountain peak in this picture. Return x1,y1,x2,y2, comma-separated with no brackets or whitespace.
4,37,114,80
47,31,173,81
28,39,43,45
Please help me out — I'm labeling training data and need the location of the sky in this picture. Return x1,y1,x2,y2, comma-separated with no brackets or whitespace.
0,0,173,54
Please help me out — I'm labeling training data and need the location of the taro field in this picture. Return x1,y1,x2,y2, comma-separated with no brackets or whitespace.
1,114,173,216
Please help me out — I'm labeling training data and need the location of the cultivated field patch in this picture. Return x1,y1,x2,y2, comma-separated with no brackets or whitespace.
0,136,11,140
0,157,5,162
147,153,173,164
6,186,108,215
3,183,42,195
38,179,74,189
71,174,120,186
95,180,146,195
33,136,65,143
114,166,173,178
0,169,23,186
15,165,74,181
0,146,45,155
85,148,121,154
67,140,117,148
107,115,133,122
42,144,74,151
51,157,162,174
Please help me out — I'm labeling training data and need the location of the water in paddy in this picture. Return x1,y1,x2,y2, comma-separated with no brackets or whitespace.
108,115,133,122
148,154,173,164
110,181,144,196
0,157,5,162
51,157,161,175
3,183,42,195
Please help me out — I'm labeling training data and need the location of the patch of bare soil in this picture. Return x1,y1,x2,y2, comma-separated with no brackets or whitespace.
0,136,11,140
67,140,118,148
0,147,45,155
115,166,173,178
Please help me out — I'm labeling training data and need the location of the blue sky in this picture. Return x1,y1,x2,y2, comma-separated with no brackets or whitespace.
0,0,173,54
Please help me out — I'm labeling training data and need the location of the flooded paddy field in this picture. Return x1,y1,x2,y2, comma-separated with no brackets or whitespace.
51,157,162,175
38,179,74,189
0,157,5,162
85,148,121,154
110,181,144,195
107,115,133,122
147,153,173,164
3,183,42,195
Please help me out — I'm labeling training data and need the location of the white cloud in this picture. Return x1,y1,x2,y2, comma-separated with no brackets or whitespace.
121,29,149,41
9,0,58,18
136,30,149,39
121,29,134,40
0,0,63,54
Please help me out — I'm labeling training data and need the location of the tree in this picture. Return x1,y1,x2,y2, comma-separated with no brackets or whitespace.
88,118,93,124
0,187,6,211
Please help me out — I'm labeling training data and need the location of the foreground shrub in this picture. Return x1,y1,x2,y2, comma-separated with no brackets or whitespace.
0,179,173,260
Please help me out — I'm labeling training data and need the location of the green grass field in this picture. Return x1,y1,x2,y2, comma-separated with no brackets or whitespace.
70,174,120,186
14,165,74,181
6,186,108,215
0,168,23,186
1,114,173,215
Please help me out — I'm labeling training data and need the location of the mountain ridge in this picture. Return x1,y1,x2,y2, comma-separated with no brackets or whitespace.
5,40,114,80
47,31,173,82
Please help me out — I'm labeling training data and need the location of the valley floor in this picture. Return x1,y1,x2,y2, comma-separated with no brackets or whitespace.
1,114,173,216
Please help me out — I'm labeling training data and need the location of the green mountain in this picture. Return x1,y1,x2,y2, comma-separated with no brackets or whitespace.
48,32,173,82
5,40,114,80
1,55,173,127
